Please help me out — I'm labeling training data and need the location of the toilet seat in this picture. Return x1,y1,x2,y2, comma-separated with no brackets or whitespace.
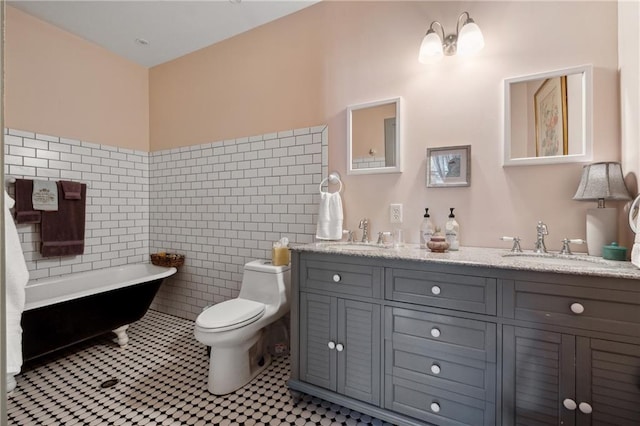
196,299,265,332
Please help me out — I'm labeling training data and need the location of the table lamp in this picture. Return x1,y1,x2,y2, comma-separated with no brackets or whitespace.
573,162,631,256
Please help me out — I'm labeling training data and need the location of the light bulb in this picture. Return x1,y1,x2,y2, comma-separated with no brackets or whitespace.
457,22,484,56
418,31,444,64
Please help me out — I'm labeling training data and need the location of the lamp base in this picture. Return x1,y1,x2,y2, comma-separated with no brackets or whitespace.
586,207,617,257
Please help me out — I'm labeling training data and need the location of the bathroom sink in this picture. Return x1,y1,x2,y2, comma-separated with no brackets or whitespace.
316,242,389,252
502,253,622,269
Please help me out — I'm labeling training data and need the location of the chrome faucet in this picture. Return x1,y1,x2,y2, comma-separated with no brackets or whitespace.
534,221,549,253
359,218,370,243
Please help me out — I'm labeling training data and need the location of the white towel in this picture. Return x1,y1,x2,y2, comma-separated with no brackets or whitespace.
315,191,344,240
5,190,30,391
32,179,58,211
632,211,640,269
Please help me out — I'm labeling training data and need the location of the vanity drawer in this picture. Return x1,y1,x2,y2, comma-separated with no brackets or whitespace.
385,375,496,426
385,268,496,315
506,280,640,337
299,259,382,298
385,307,496,363
385,340,496,403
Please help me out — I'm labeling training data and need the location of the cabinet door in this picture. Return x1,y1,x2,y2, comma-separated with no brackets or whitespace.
299,292,337,391
502,326,576,425
576,338,640,426
337,299,381,405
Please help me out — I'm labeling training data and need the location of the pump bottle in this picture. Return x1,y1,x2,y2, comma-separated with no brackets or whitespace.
420,208,435,249
445,208,460,250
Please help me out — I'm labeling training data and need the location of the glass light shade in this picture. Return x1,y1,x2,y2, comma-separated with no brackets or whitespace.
418,32,444,64
456,22,485,56
573,162,631,202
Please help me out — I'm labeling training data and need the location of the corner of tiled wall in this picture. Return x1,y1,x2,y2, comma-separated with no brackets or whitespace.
4,124,327,320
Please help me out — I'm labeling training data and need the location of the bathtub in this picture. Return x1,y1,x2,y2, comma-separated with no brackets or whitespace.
21,263,177,361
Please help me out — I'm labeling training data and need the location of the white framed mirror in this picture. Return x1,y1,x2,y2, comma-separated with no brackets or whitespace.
503,65,593,166
347,97,401,175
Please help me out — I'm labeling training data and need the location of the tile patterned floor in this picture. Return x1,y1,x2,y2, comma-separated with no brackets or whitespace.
7,310,391,426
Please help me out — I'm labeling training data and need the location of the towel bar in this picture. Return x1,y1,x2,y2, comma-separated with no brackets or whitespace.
319,172,342,193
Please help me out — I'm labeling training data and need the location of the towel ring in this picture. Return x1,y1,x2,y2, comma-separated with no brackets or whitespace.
319,172,343,193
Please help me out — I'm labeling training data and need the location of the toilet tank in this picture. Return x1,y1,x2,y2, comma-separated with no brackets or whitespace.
238,260,291,306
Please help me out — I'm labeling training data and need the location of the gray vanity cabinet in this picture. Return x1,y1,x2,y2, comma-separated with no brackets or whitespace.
290,250,640,426
298,258,382,406
503,327,640,426
502,277,640,426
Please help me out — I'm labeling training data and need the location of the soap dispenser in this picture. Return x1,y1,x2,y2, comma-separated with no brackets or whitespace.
445,208,459,251
420,208,435,249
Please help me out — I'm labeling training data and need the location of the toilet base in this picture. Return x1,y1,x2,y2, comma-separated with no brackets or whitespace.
206,332,271,395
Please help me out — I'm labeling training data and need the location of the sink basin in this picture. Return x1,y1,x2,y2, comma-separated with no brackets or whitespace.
316,242,388,252
502,253,621,269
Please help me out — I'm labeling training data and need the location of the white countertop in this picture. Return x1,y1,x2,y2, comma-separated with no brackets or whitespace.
292,243,640,280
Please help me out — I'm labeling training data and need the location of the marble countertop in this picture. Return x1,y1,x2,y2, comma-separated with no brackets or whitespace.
292,242,640,280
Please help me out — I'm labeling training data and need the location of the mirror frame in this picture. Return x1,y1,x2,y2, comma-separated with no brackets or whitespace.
503,65,593,166
347,97,402,175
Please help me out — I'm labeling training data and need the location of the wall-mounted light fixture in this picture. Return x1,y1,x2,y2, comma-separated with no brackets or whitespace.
418,11,484,64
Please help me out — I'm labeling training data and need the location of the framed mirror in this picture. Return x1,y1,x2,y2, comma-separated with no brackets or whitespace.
503,65,593,166
347,97,401,175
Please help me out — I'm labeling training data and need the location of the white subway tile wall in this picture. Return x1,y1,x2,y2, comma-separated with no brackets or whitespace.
149,125,328,319
4,129,150,281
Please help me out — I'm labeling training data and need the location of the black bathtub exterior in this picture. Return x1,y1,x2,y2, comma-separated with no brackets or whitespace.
21,278,164,361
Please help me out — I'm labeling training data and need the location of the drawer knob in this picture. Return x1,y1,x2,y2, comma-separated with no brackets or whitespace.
327,341,336,350
431,285,441,295
336,343,344,352
570,303,585,314
563,398,577,410
332,274,341,283
430,328,441,338
578,402,592,414
430,364,441,375
430,402,441,413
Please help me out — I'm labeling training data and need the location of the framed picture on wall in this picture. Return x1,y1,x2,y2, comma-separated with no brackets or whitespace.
534,76,568,157
426,145,471,188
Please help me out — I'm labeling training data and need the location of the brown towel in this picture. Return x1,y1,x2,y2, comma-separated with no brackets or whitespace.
40,182,86,257
60,180,82,200
14,179,41,224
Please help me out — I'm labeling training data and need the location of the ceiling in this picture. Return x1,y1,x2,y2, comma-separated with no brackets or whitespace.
8,0,318,68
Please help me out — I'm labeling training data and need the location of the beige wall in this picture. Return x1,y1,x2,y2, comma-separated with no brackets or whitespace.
6,2,631,251
5,6,149,151
150,1,622,251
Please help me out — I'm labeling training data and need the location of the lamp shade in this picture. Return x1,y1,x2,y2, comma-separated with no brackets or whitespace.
457,21,485,56
418,31,444,64
573,162,631,202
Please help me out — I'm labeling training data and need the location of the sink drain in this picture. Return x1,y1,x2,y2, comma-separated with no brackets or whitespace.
100,378,119,389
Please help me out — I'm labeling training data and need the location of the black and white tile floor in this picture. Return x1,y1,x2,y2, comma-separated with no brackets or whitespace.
7,310,392,426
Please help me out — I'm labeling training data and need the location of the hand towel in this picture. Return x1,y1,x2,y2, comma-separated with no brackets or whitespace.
632,212,640,269
14,179,41,223
60,180,82,200
315,191,344,240
40,181,87,257
4,190,30,391
32,179,58,211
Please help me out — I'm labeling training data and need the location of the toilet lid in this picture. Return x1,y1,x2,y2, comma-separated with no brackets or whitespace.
196,299,265,330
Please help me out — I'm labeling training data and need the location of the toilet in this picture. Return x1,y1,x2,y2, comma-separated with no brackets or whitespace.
194,260,291,395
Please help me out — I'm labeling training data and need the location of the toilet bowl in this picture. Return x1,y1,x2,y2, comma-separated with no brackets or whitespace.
194,259,291,395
